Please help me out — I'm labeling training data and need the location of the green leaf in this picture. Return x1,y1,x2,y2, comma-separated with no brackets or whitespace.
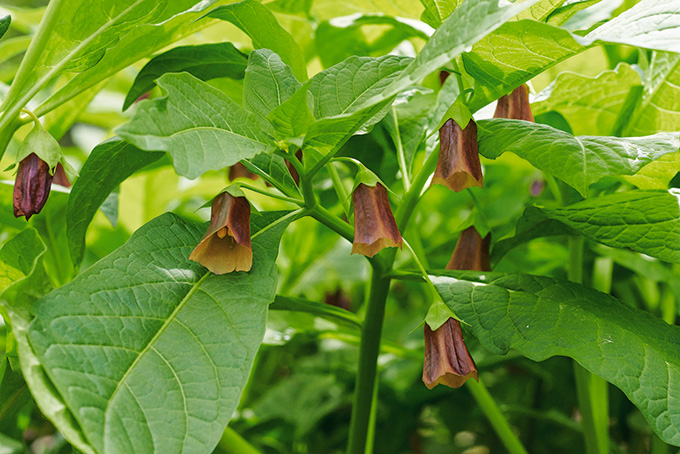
205,0,307,81
0,1,221,133
629,52,680,136
0,229,94,454
267,87,315,143
538,190,680,264
418,0,461,28
466,0,680,112
464,20,586,112
382,93,433,173
586,0,680,52
29,210,294,454
242,153,301,198
314,15,428,69
623,153,680,189
308,55,411,119
311,0,423,21
0,15,9,39
123,42,248,111
545,0,603,25
433,271,680,446
476,119,680,196
532,64,642,135
116,72,276,179
303,99,393,159
67,139,164,267
515,0,566,22
366,0,542,108
243,49,301,128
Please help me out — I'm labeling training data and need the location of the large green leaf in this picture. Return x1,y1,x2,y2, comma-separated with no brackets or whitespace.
539,190,680,264
476,119,680,196
123,42,248,111
432,271,680,445
0,0,223,133
629,52,680,136
243,49,301,128
29,211,294,454
532,64,642,135
466,0,680,112
308,55,411,119
116,72,276,179
242,153,302,198
364,0,541,108
205,0,307,81
0,229,94,454
67,139,164,267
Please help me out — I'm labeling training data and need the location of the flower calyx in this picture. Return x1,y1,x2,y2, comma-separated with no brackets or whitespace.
189,190,252,274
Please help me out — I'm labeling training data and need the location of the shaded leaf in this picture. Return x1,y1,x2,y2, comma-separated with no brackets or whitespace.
67,139,164,266
0,15,9,39
123,42,248,111
433,270,680,446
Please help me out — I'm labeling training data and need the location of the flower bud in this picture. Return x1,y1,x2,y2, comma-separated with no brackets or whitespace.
189,192,252,274
351,183,402,257
493,84,534,122
423,318,478,389
432,119,483,192
13,153,53,220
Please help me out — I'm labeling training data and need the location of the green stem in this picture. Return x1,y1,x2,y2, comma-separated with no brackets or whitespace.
217,427,261,454
238,184,303,205
327,162,351,217
347,263,391,454
570,236,610,454
394,145,439,230
466,379,528,454
391,106,411,191
309,205,353,244
0,0,65,131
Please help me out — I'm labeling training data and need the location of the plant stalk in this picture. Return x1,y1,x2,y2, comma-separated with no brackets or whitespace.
347,263,391,454
466,379,528,454
570,236,610,454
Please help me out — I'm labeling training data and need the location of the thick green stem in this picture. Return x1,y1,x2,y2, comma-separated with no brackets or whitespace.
466,379,528,454
570,236,610,454
347,264,391,454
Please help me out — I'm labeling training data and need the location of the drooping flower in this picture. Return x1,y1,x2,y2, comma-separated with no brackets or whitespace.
351,182,402,257
493,84,535,122
423,226,490,389
432,119,483,192
445,226,491,272
53,163,71,188
423,318,478,389
286,149,303,185
229,162,258,181
189,192,252,274
13,153,54,220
